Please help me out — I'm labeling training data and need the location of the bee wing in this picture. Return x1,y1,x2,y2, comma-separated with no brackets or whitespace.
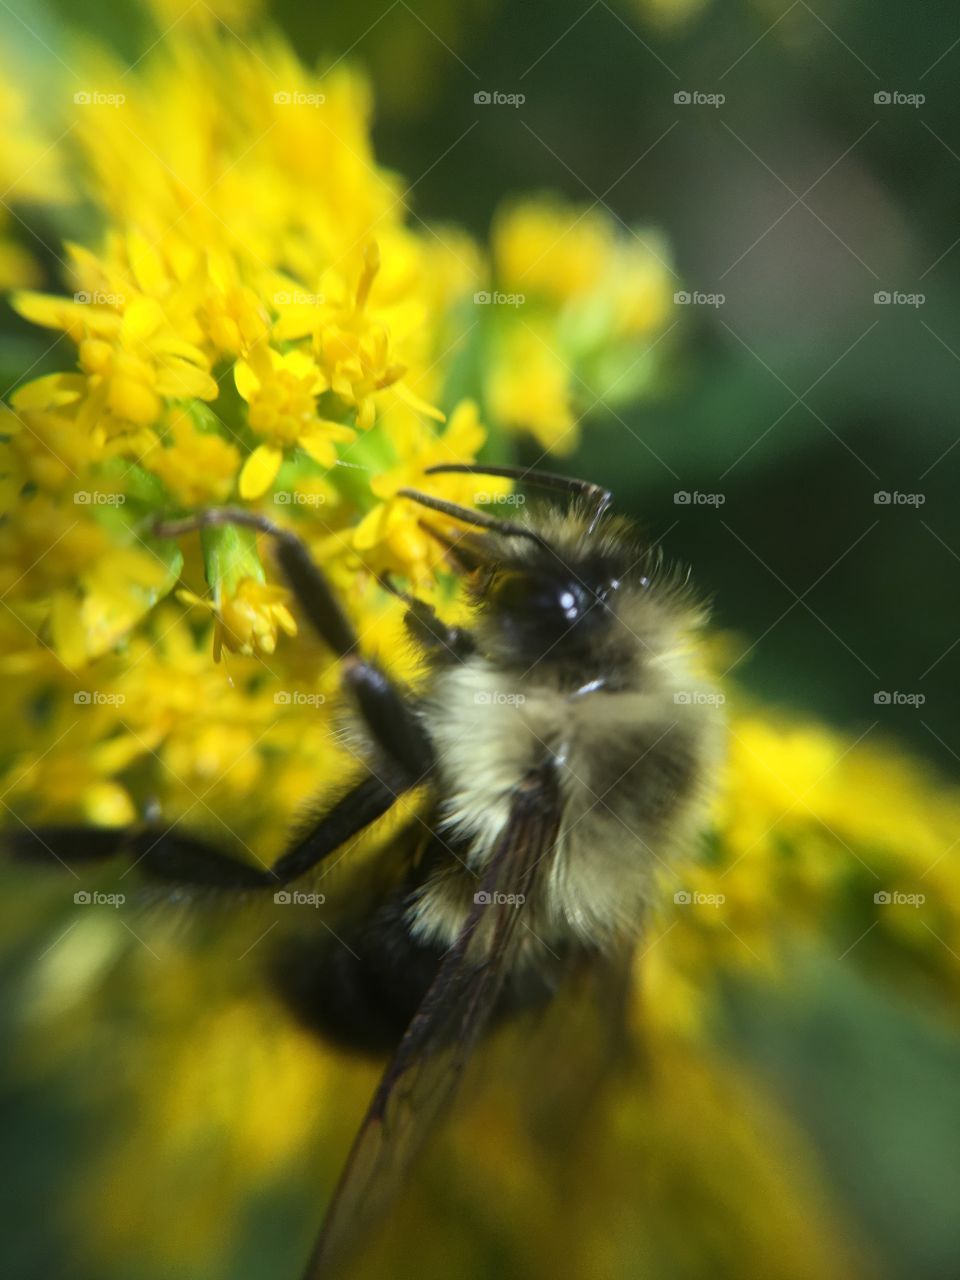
302,767,563,1279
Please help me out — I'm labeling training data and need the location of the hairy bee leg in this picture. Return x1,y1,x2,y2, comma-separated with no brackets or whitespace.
5,767,410,889
150,509,434,779
378,573,475,661
402,604,474,660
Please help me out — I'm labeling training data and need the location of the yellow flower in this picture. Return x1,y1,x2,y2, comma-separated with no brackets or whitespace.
493,200,616,303
234,344,355,499
487,325,579,455
0,57,71,288
0,494,179,667
147,408,241,506
179,579,297,663
14,283,218,431
481,197,676,452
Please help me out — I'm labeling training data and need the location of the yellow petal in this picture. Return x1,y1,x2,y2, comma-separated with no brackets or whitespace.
120,297,165,345
298,432,337,468
11,373,86,410
176,589,215,614
239,444,283,499
234,358,260,403
155,359,218,400
353,503,391,550
127,230,167,296
393,381,445,422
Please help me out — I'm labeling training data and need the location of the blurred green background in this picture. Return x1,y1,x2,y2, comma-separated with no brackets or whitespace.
2,2,959,1278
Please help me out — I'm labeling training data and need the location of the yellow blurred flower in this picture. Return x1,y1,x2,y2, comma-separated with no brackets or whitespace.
483,196,676,452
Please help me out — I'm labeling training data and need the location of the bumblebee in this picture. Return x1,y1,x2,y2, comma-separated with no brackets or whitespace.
9,464,723,1277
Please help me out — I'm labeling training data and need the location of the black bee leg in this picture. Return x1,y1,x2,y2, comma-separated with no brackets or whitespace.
150,509,435,781
377,573,475,662
5,764,409,889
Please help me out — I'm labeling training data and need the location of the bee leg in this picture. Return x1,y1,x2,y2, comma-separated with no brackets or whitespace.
150,509,434,780
377,573,475,661
5,765,409,889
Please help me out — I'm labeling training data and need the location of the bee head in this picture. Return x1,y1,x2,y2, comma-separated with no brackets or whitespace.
481,554,623,663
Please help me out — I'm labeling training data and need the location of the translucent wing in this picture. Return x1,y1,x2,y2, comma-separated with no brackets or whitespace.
302,766,563,1279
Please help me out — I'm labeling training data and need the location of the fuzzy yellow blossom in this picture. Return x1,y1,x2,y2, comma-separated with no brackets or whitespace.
0,59,71,288
486,325,579,454
481,197,676,452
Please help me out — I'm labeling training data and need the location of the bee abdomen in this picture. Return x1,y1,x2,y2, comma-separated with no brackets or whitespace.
270,894,447,1056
